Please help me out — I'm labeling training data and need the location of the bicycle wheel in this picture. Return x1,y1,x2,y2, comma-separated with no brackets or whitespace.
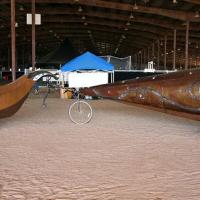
69,100,93,124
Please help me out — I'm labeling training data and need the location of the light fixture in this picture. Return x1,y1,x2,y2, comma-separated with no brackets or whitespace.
49,29,53,33
15,22,18,27
126,21,131,26
81,16,86,20
133,1,138,10
19,5,24,11
78,6,83,12
195,11,200,18
143,0,150,4
84,22,88,26
129,12,134,19
173,0,177,4
196,43,199,48
122,35,126,39
124,27,128,31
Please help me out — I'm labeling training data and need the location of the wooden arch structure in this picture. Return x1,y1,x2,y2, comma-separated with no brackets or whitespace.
0,0,200,79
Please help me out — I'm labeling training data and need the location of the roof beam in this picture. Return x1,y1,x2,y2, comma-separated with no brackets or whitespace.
27,7,180,30
42,17,168,36
183,0,200,5
0,0,199,21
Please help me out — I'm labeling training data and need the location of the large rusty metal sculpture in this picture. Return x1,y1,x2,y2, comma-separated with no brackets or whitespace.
81,69,200,121
0,71,57,118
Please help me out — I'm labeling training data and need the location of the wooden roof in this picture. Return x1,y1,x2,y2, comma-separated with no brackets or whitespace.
0,0,200,68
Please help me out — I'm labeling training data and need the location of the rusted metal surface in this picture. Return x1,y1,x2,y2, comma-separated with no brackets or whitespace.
81,70,200,121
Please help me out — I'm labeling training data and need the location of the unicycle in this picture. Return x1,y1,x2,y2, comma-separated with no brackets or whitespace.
68,89,93,124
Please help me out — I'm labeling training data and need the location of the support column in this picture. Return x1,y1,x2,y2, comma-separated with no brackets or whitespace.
32,0,36,71
147,47,149,62
22,43,25,68
164,35,167,70
152,41,155,60
185,21,190,70
8,47,10,69
157,39,160,69
173,29,177,70
135,54,137,67
144,48,147,66
11,0,16,81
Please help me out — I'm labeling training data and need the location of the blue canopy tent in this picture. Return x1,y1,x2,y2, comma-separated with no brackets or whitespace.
60,51,114,88
60,51,114,72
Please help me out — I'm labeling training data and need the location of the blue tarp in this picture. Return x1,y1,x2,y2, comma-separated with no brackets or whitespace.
61,51,114,72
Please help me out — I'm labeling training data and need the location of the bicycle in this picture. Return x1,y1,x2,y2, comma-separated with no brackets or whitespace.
68,88,93,125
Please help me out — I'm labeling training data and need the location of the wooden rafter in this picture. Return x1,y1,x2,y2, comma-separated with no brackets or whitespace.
0,0,199,21
183,0,200,5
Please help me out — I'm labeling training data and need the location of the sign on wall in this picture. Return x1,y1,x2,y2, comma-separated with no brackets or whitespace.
26,14,41,25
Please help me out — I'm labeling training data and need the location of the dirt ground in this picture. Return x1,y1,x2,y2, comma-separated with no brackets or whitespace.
0,95,200,200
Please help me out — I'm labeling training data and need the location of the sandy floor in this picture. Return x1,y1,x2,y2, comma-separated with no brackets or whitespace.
0,95,200,200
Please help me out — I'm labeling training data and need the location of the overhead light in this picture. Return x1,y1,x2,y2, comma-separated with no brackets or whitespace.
78,6,83,12
81,16,86,20
143,0,150,4
74,0,79,2
173,0,177,4
195,11,200,18
19,5,24,11
15,22,18,27
122,35,126,39
133,1,138,10
129,13,134,19
49,29,53,33
196,43,199,48
84,22,88,26
124,27,128,31
126,21,131,26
